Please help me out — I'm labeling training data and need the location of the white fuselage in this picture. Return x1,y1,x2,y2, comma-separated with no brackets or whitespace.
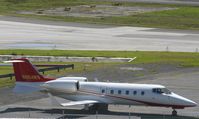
43,79,197,109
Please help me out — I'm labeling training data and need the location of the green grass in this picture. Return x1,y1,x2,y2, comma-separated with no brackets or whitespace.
0,49,199,67
0,49,199,87
136,7,199,29
0,66,13,74
0,0,199,29
0,61,115,87
0,0,177,13
0,78,15,87
34,62,116,77
0,0,105,11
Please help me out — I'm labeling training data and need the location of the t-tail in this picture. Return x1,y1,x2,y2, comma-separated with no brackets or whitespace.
4,58,54,93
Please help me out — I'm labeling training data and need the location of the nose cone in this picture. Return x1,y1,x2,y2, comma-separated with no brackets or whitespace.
171,93,197,107
185,99,197,107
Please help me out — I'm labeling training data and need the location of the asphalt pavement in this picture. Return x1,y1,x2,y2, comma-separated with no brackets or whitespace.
0,65,198,118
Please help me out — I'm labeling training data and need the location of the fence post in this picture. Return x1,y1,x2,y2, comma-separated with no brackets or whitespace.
96,110,98,119
129,105,131,119
195,48,198,53
28,109,31,118
166,46,169,52
10,74,12,80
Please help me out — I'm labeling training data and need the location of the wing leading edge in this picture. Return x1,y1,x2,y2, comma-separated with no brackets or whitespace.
48,93,99,107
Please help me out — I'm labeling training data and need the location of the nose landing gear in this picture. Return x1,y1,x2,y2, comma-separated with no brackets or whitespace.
172,109,177,116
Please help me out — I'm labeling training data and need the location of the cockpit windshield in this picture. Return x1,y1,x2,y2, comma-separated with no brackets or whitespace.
152,88,171,94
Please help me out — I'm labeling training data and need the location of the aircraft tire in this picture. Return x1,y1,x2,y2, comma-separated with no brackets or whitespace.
89,104,108,113
172,110,177,116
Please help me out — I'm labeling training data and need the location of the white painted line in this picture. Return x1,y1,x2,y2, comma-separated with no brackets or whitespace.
128,57,137,62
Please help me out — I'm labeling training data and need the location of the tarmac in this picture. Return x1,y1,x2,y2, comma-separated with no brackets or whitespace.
0,64,198,118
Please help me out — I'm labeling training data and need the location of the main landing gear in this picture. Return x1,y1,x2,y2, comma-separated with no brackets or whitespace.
172,109,177,116
84,104,108,113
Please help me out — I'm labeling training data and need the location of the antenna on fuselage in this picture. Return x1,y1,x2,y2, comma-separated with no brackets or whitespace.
94,77,99,82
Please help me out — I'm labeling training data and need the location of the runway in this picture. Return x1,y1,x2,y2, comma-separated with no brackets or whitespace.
0,18,199,52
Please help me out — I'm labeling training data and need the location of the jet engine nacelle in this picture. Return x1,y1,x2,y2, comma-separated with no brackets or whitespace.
43,80,79,93
56,77,88,82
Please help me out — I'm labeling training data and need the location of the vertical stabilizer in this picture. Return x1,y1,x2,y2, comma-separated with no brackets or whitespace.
6,58,54,82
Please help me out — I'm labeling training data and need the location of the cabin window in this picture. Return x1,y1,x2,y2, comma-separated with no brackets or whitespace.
152,88,161,94
152,88,171,94
118,90,122,94
161,88,171,94
126,90,129,95
152,88,156,93
110,90,114,94
133,91,137,95
102,89,105,93
141,91,145,95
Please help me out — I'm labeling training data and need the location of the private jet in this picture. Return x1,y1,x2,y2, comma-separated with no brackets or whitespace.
5,58,197,116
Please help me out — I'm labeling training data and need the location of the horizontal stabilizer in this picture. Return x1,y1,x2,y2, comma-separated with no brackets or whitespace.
3,60,25,63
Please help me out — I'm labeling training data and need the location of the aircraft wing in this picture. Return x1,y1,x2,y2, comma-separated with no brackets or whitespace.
60,100,99,107
48,93,99,107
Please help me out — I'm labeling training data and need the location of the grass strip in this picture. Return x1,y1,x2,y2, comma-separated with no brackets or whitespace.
0,50,199,67
0,0,199,30
0,49,198,87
